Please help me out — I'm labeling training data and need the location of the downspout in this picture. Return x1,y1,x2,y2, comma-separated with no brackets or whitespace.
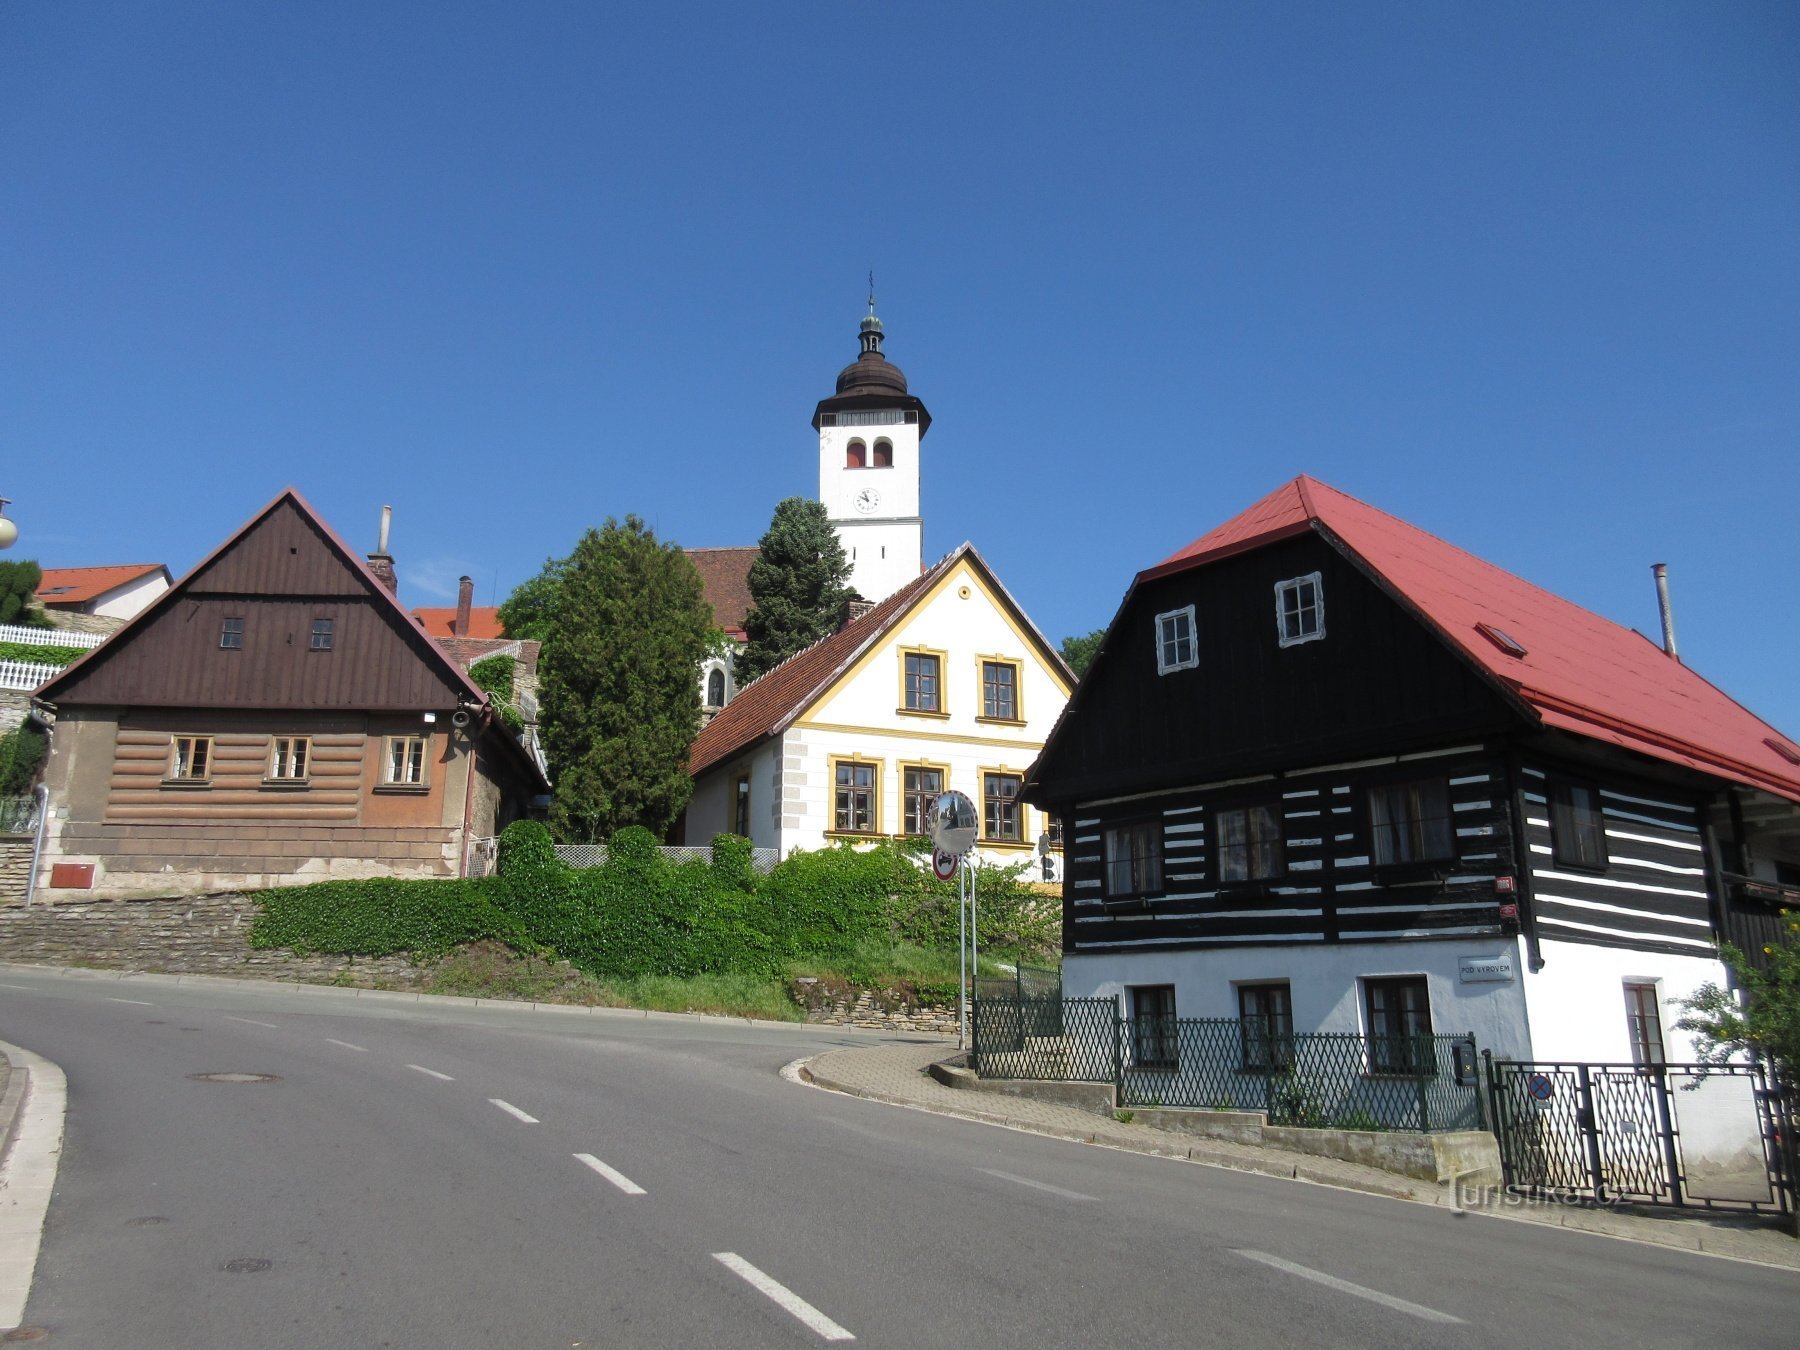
24,783,49,909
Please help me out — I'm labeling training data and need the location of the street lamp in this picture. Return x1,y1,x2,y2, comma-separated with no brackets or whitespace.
0,498,16,550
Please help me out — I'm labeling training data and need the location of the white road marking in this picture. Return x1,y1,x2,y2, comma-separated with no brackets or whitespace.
1234,1250,1464,1324
489,1098,538,1123
226,1016,277,1028
325,1039,368,1052
712,1253,855,1342
574,1153,646,1195
107,997,155,1006
977,1168,1097,1201
0,983,32,990
406,1064,454,1081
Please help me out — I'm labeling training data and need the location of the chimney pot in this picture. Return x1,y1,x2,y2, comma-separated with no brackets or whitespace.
455,576,474,637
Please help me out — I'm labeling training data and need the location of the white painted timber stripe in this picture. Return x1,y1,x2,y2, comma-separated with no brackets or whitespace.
1164,822,1207,834
1285,809,1321,818
1535,915,1716,949
489,1099,538,1123
1289,859,1323,870
574,1153,646,1194
0,1041,65,1332
1521,766,1546,778
325,1038,368,1052
1281,788,1320,799
406,1064,454,1081
1602,805,1699,832
978,1168,1097,1201
712,1253,855,1342
106,997,154,1006
1163,803,1209,816
1340,925,1495,940
226,1016,277,1028
1533,891,1712,927
1076,933,1325,948
1334,856,1371,868
1600,787,1692,813
1449,774,1491,786
1451,800,1492,812
1235,1250,1463,1324
1400,744,1484,761
1531,869,1707,900
1526,817,1551,828
1606,828,1703,853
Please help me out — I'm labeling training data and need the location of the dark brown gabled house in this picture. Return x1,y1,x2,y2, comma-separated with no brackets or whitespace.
31,489,548,899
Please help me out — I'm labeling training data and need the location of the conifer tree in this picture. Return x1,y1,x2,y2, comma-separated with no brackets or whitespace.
0,561,49,628
737,498,854,684
537,517,711,842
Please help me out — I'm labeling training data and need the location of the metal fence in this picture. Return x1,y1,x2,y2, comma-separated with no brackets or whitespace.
0,795,42,836
973,996,1482,1133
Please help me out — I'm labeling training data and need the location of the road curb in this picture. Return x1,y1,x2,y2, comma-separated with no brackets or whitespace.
0,1040,66,1333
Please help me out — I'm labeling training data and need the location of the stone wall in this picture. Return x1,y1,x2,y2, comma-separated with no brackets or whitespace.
0,690,32,734
791,975,962,1035
0,838,32,905
0,892,425,985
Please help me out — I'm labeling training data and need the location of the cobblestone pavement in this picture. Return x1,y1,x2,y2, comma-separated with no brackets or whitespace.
800,1040,1800,1272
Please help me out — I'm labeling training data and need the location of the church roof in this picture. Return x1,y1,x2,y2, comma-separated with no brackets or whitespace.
1140,475,1800,804
685,546,760,641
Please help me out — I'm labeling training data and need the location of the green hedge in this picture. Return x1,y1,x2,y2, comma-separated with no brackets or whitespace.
0,640,85,667
251,830,1059,981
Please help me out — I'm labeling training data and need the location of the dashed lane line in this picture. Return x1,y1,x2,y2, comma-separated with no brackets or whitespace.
712,1253,855,1342
406,1064,455,1081
574,1153,646,1195
977,1168,1098,1201
325,1039,369,1052
489,1098,538,1124
1234,1250,1464,1324
226,1016,278,1028
107,997,155,1006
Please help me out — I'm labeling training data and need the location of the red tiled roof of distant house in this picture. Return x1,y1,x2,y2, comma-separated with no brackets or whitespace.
1142,475,1800,804
34,564,168,606
411,606,506,639
686,546,760,641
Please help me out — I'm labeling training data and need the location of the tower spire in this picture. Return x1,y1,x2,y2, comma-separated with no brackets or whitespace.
858,273,884,356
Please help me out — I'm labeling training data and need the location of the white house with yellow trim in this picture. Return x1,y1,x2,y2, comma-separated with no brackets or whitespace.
685,544,1073,868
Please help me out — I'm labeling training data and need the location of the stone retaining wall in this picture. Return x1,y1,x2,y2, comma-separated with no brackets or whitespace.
0,838,32,906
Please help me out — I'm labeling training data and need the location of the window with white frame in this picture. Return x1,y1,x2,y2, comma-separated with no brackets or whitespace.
267,736,310,782
383,735,428,787
168,735,213,782
1155,605,1197,674
1275,573,1324,647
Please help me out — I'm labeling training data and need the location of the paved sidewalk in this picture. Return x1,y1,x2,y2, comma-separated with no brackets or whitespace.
801,1041,1800,1272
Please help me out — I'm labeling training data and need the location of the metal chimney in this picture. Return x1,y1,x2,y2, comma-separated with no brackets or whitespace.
1652,563,1679,661
378,505,392,555
367,505,399,595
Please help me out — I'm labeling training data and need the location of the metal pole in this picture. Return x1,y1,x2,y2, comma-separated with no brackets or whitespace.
968,854,977,1003
958,860,967,1050
23,783,49,909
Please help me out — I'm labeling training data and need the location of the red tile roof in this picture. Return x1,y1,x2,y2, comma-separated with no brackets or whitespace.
412,606,506,639
1145,476,1800,804
686,546,760,640
688,549,957,778
34,564,169,606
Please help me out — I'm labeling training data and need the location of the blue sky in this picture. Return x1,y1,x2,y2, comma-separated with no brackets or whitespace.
4,4,1797,730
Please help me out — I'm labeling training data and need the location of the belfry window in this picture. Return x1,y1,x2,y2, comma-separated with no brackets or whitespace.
846,439,867,469
873,438,893,467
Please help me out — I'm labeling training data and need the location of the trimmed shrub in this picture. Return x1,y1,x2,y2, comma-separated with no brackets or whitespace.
497,819,557,874
250,876,525,958
0,724,49,795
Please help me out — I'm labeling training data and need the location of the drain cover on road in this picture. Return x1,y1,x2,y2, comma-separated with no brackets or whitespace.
125,1217,168,1227
187,1073,280,1084
220,1258,272,1275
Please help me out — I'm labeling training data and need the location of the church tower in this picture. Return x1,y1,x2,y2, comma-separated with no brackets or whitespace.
812,292,930,602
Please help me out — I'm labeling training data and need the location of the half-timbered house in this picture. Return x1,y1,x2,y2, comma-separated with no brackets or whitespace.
31,489,548,898
1024,476,1800,1063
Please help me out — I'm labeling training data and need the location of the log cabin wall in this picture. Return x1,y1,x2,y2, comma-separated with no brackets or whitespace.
1063,744,1517,955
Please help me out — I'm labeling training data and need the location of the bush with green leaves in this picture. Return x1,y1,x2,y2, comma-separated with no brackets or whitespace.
0,640,85,667
249,876,525,957
497,818,557,873
0,724,48,796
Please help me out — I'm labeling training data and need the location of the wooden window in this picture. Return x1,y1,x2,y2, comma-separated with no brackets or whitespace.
267,736,310,783
310,618,335,652
1368,778,1453,865
1624,982,1665,1066
1274,573,1325,647
872,438,893,467
1550,780,1608,870
1154,605,1197,674
1217,805,1284,882
846,439,867,469
983,771,1023,842
706,668,726,708
902,764,945,837
1129,985,1177,1069
1238,982,1294,1072
980,659,1020,722
733,773,751,837
167,735,213,782
1364,976,1434,1076
900,649,944,715
833,759,879,833
383,735,428,787
219,617,244,650
1104,821,1163,898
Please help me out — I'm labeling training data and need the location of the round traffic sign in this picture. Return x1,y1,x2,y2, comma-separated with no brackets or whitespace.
932,848,958,881
1527,1073,1555,1102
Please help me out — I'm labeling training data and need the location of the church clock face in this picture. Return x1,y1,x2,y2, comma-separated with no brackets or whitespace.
853,486,881,515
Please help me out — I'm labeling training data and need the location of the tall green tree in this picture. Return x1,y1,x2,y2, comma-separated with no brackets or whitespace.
737,497,854,684
0,560,50,628
1060,628,1106,678
497,552,570,643
537,517,711,843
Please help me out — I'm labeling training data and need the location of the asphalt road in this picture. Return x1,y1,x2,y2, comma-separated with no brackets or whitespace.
0,969,1792,1349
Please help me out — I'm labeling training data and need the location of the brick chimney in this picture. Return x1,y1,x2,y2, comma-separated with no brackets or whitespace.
838,596,877,630
455,575,474,637
366,505,399,595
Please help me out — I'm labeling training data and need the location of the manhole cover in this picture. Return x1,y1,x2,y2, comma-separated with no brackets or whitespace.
220,1258,271,1275
187,1073,280,1084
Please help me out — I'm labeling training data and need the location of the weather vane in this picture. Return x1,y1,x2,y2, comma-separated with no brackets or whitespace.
867,270,876,314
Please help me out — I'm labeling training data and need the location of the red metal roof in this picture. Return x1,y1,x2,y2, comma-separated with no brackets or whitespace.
411,606,506,639
34,564,169,606
1147,476,1800,804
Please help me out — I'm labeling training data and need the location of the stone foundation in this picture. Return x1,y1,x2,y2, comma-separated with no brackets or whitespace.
792,976,961,1035
0,838,33,905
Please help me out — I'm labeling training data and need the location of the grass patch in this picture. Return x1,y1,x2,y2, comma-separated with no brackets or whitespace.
420,941,626,1006
607,971,805,1022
